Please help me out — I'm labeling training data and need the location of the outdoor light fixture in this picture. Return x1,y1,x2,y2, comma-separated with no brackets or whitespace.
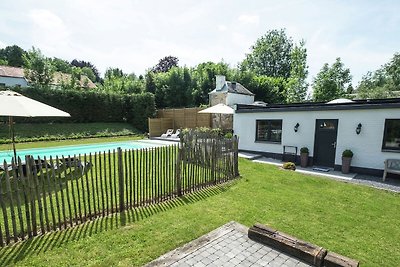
356,123,362,135
294,123,300,132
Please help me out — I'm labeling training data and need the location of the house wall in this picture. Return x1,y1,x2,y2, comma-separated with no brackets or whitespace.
226,93,254,106
233,108,400,172
0,77,28,87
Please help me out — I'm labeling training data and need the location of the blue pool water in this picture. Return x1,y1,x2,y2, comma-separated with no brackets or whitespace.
0,141,160,163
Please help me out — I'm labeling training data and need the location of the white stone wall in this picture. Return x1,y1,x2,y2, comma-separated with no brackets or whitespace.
233,108,400,170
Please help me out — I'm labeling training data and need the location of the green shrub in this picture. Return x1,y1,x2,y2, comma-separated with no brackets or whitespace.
7,87,156,131
282,162,296,170
300,147,309,154
342,149,354,158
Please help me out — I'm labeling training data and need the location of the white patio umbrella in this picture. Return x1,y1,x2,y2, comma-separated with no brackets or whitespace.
198,103,234,129
198,103,234,115
0,90,71,160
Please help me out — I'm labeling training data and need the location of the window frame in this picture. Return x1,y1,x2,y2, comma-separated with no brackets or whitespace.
382,119,400,152
255,119,283,143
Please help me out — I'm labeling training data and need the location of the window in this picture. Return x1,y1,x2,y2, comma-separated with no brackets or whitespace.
256,120,282,143
382,119,400,151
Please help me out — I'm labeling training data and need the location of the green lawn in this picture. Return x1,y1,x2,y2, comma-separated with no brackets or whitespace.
0,122,143,144
0,159,398,267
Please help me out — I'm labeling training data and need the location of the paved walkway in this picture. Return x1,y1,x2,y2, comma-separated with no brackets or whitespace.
239,153,400,193
145,222,311,267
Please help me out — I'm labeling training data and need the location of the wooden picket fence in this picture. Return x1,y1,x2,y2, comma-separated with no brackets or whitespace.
0,133,239,246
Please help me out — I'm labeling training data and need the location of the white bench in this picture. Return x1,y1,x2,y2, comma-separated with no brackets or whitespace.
383,159,400,181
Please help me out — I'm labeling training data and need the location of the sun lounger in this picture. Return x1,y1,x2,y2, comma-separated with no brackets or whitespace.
161,129,174,138
170,129,181,139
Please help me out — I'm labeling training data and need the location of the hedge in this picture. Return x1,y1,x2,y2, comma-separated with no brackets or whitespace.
7,87,156,131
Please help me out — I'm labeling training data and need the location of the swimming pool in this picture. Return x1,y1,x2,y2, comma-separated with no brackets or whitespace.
0,140,163,163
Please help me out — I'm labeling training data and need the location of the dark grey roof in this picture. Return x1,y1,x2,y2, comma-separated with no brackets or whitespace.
236,98,400,113
210,81,254,96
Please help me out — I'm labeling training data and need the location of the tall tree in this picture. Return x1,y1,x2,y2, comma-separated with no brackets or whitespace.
50,57,73,73
241,29,293,78
152,56,179,73
0,45,26,67
285,41,308,102
71,59,101,83
357,53,400,98
312,58,352,102
23,47,55,88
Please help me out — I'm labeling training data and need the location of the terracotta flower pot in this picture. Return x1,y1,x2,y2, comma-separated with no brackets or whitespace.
300,153,309,167
341,157,352,174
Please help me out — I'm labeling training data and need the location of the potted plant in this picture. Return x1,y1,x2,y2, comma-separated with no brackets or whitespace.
341,149,353,174
300,147,309,167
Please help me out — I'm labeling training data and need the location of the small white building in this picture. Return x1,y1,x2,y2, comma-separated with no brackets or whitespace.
0,66,28,87
209,75,254,130
233,98,400,175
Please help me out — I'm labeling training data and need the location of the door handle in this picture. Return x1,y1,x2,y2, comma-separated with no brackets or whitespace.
332,141,336,148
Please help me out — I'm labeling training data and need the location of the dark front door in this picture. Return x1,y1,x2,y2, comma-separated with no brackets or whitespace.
314,119,338,167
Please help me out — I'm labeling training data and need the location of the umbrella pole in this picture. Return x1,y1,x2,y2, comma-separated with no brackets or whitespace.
9,116,17,161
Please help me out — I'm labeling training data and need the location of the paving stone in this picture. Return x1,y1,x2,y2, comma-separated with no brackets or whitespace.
144,222,312,267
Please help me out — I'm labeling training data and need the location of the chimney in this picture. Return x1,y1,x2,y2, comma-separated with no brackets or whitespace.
215,75,226,91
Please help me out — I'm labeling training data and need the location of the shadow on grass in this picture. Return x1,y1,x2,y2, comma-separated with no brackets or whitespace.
0,179,237,266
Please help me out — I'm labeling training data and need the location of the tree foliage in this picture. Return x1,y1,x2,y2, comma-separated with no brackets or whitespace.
285,41,308,103
312,58,352,102
99,68,143,94
242,29,294,78
50,57,73,73
0,45,26,67
356,53,400,99
152,56,179,73
71,59,101,83
23,47,55,88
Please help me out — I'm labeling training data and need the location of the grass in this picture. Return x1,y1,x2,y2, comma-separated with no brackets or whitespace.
0,158,398,266
0,122,143,144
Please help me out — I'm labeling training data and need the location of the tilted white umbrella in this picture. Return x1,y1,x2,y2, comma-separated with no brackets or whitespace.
0,90,71,160
198,103,234,114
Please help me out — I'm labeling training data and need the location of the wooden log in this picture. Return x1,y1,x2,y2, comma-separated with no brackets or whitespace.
79,154,87,221
60,156,73,227
37,158,50,232
113,150,118,212
11,159,24,240
84,153,91,220
103,152,108,215
94,152,101,215
108,150,113,213
124,149,128,208
248,223,327,267
89,153,95,219
25,156,38,236
117,148,124,212
18,157,32,238
175,145,182,196
72,155,82,223
4,161,18,242
50,156,64,229
129,150,133,208
31,158,45,235
45,156,58,231
0,161,11,243
0,220,3,247
323,251,359,267
98,152,105,217
66,156,78,225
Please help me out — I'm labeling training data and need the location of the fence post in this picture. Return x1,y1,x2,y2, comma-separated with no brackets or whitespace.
234,135,239,177
117,147,124,212
176,142,183,196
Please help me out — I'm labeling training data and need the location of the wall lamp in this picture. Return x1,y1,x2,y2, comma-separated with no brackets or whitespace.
294,123,300,132
356,123,362,135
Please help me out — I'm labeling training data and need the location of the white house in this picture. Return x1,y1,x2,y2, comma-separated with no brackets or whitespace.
0,65,96,89
233,98,400,175
0,66,28,87
209,75,254,107
209,75,255,130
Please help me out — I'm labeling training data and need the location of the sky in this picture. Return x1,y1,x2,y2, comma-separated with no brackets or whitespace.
0,0,399,85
